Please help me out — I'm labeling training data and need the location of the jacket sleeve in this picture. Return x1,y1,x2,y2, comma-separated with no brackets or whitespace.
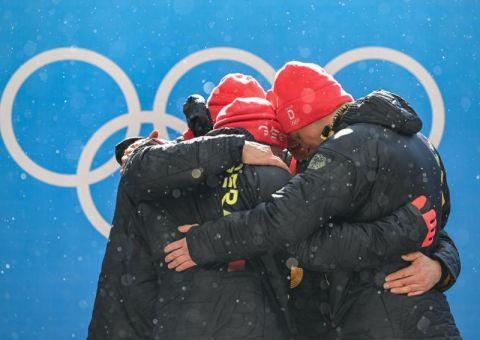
187,149,427,265
291,203,431,272
431,229,460,291
428,143,460,291
121,134,245,202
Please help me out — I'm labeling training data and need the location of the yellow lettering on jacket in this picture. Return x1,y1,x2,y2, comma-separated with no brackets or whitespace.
221,164,243,216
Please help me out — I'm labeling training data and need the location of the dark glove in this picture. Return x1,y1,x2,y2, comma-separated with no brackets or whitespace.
183,94,213,137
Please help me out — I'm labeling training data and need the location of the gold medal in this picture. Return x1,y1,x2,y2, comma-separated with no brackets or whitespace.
290,266,304,289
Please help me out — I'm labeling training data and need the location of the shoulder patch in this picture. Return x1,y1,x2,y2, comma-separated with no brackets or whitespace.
308,153,327,170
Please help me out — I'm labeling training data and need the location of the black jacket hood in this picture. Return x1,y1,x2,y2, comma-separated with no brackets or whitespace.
333,90,423,135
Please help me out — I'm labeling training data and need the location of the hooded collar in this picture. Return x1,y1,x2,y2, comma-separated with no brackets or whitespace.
331,90,423,135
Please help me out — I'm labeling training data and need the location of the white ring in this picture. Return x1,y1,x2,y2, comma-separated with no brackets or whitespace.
325,46,445,147
0,46,275,237
76,111,188,237
0,47,142,187
76,111,159,237
1,46,442,238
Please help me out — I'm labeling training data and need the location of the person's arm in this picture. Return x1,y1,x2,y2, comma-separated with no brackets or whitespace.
185,150,357,264
225,164,436,273
184,150,429,266
381,141,458,296
121,134,245,201
431,229,460,291
427,142,459,291
290,202,433,272
247,164,436,273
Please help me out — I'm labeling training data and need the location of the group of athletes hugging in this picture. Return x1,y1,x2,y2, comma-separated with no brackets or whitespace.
88,62,461,340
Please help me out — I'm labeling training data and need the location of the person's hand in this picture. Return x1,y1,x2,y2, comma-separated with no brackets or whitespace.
383,251,442,296
121,139,145,167
121,130,162,167
164,224,198,271
242,141,290,173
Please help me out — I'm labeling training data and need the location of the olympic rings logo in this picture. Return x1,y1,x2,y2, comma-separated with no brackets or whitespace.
0,46,445,238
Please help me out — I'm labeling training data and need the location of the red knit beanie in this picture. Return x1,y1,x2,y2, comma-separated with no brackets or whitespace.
273,61,353,133
214,97,287,148
207,73,266,122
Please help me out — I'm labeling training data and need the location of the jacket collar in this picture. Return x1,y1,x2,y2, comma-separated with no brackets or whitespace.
331,90,423,135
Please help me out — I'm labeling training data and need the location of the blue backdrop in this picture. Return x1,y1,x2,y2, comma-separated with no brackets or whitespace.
1,1,479,339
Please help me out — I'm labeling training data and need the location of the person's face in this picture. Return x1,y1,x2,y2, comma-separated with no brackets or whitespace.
287,121,325,160
286,135,310,161
287,114,335,160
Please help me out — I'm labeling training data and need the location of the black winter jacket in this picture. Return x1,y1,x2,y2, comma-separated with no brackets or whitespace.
183,91,460,339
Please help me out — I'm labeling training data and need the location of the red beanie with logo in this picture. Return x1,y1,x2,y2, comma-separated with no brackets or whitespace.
207,73,266,122
214,97,287,148
272,61,353,133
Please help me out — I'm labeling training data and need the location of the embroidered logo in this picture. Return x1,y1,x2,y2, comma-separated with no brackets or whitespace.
308,153,327,170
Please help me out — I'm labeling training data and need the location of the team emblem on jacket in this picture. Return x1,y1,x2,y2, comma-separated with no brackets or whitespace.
308,153,327,170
